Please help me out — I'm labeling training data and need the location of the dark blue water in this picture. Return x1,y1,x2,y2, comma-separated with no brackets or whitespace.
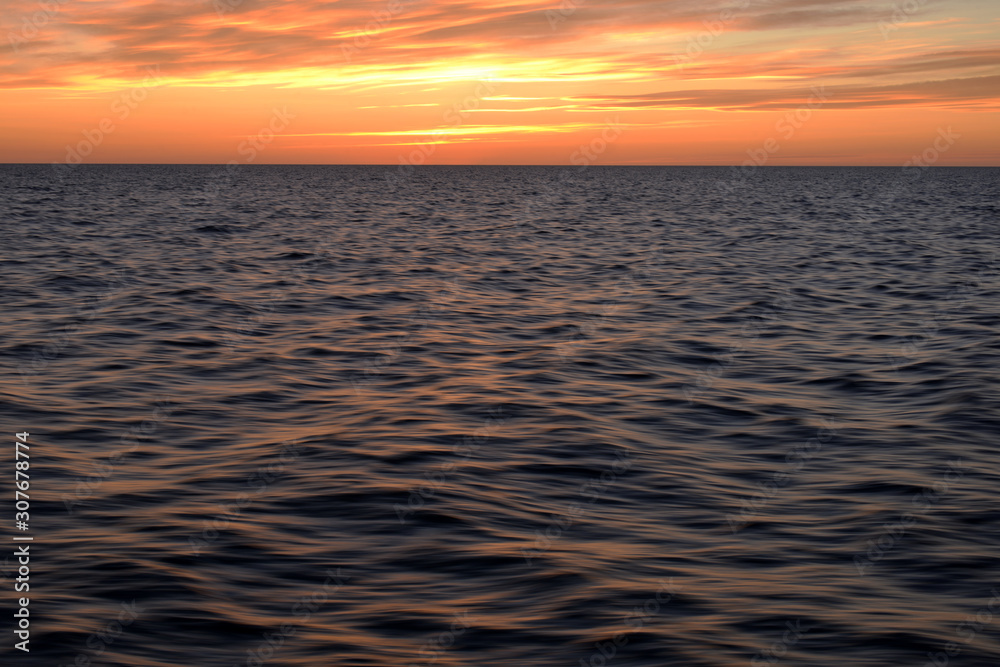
1,165,999,666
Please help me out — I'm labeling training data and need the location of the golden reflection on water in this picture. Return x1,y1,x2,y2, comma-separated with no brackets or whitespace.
3,165,999,666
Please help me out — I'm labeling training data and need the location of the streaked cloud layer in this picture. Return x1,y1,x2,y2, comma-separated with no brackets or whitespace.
1,0,997,164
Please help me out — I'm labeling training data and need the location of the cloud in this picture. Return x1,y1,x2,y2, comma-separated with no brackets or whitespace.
0,0,964,89
570,74,1000,111
669,46,1000,83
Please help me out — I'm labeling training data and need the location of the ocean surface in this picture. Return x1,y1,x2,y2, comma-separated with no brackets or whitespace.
1,164,998,667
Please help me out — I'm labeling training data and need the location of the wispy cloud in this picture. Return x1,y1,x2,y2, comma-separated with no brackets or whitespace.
1,0,996,164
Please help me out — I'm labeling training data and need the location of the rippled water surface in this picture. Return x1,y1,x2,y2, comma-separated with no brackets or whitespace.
2,165,999,666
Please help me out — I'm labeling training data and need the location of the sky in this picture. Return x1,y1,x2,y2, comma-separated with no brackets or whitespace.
1,0,998,165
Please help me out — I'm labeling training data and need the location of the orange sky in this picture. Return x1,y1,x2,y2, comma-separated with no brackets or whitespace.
1,0,998,165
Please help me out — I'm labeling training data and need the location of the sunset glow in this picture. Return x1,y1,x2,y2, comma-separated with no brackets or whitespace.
2,0,998,165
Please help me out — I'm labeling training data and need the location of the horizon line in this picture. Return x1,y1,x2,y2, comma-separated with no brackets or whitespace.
2,163,997,168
